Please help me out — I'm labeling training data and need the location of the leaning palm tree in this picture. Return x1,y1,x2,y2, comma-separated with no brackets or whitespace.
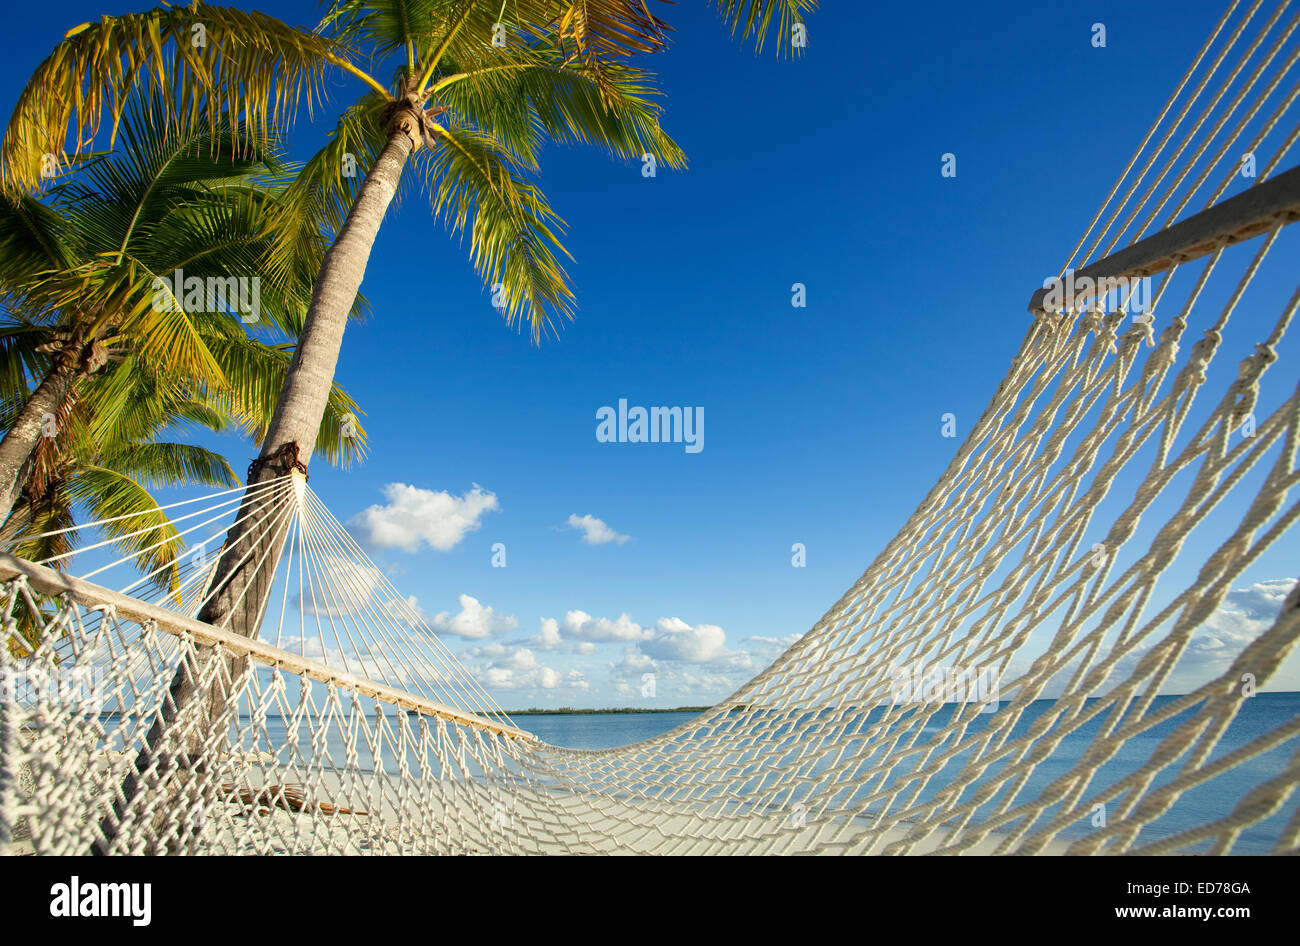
0,0,813,642
0,360,241,589
0,93,366,527
0,345,252,657
0,308,363,575
0,0,814,852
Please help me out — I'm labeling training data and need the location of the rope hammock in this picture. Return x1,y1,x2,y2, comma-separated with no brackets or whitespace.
3,0,1300,855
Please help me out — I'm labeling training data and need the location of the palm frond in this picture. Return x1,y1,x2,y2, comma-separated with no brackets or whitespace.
0,4,348,193
6,485,76,568
65,464,187,597
547,1,672,60
432,42,686,168
420,122,574,340
320,0,441,60
0,192,76,281
0,316,52,410
196,331,367,467
709,0,816,57
94,442,237,491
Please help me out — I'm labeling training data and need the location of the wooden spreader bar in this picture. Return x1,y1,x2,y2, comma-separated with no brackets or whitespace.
1028,164,1300,314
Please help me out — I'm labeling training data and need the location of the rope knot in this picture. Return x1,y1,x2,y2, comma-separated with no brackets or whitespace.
1124,310,1156,347
1032,309,1071,344
1184,329,1221,385
1080,306,1104,334
1229,343,1277,425
1251,341,1278,368
248,442,308,481
1098,310,1125,352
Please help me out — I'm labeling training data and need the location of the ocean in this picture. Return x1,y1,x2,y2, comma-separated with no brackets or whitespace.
103,691,1299,854
512,693,1299,854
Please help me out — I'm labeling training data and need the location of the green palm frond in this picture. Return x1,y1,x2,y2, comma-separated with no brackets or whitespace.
84,259,226,383
5,96,351,378
0,316,52,411
149,188,316,336
94,442,237,491
60,95,288,259
548,1,672,60
710,0,816,56
320,0,446,59
197,331,367,467
420,122,574,339
7,486,76,568
321,1,673,91
0,4,355,194
65,464,187,596
0,192,76,281
431,42,686,169
158,396,232,435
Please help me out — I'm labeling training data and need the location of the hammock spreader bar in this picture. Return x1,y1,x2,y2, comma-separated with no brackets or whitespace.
1028,163,1300,314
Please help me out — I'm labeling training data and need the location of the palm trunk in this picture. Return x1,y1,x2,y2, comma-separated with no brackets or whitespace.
96,127,416,854
0,364,79,525
197,126,416,631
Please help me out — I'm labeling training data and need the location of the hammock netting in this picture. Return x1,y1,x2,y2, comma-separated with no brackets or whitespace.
2,0,1300,855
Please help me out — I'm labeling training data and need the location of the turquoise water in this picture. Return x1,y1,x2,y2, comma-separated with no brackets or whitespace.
104,692,1299,853
514,711,699,749
494,694,1300,854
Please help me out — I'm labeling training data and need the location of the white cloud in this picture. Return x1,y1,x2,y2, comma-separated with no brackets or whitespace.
612,645,656,677
464,642,538,671
1181,578,1296,674
531,617,597,653
470,644,589,692
429,593,518,640
559,609,649,643
639,618,752,670
1087,578,1296,696
641,618,729,663
535,617,562,649
349,483,499,553
293,554,419,622
535,609,760,674
566,513,629,546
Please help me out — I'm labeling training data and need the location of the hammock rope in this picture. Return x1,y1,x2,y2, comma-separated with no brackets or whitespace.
2,1,1299,855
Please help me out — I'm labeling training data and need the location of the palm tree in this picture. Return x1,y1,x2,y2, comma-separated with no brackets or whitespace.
0,354,239,658
0,1,813,642
0,1,814,853
0,308,362,582
0,99,366,661
0,93,366,530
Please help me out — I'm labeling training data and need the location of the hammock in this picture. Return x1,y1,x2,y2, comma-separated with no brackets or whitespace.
2,0,1300,855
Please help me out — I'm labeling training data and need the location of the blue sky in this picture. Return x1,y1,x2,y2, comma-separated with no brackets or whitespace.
5,1,1297,707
